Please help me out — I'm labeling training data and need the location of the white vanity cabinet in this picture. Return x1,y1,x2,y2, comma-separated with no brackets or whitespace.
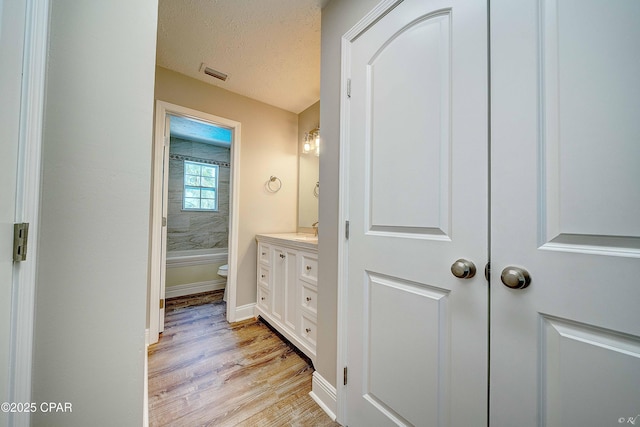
255,234,318,364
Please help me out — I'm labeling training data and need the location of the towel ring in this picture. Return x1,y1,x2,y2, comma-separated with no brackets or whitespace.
313,181,319,198
266,176,282,193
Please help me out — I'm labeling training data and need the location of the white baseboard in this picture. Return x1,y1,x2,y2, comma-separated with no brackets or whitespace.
144,328,149,427
165,279,226,299
234,303,256,322
310,371,337,421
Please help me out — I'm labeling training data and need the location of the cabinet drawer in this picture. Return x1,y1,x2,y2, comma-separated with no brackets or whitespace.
301,285,317,315
300,253,318,284
258,266,271,288
258,242,271,265
300,314,317,347
257,286,270,311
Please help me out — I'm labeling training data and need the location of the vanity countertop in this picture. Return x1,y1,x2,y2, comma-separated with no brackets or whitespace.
256,233,318,250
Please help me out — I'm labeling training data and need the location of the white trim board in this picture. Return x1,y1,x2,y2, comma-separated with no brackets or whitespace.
10,1,50,426
310,371,337,421
164,279,227,299
143,328,150,427
149,100,242,343
233,303,256,322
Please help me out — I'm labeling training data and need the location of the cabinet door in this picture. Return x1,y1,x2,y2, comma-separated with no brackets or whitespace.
284,248,298,331
272,246,298,328
271,246,286,322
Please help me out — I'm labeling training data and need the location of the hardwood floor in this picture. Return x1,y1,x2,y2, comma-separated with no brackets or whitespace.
148,291,340,426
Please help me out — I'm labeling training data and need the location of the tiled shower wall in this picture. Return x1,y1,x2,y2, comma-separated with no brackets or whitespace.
167,137,230,251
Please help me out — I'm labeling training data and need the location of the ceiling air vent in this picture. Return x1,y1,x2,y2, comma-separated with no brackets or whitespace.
200,63,228,82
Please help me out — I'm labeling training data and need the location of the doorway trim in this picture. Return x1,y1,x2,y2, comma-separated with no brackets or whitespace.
149,100,242,342
9,0,50,426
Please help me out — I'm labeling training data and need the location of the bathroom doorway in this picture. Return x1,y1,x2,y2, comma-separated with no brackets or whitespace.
149,100,241,342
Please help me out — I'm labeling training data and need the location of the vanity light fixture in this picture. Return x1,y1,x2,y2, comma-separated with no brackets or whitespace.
303,127,320,156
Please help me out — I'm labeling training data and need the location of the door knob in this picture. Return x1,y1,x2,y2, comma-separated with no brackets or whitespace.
500,266,531,289
451,259,476,279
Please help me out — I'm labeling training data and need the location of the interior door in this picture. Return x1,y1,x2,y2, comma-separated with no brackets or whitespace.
490,1,640,426
159,115,170,332
345,0,488,425
0,0,27,417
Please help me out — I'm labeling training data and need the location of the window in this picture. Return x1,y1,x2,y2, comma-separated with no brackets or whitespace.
183,160,218,211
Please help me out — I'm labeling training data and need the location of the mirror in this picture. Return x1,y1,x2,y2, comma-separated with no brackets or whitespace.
298,101,320,230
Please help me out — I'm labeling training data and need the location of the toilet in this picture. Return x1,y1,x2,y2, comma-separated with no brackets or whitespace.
218,264,228,301
217,264,228,277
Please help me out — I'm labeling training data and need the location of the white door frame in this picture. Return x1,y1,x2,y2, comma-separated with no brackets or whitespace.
149,100,242,342
8,0,49,426
335,0,402,423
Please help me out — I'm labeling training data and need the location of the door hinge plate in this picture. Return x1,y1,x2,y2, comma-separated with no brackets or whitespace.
347,78,351,98
162,217,167,227
13,223,29,262
345,220,350,240
344,366,348,385
159,299,165,309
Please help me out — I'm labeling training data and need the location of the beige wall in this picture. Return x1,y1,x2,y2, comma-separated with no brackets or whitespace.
316,0,381,389
297,101,320,230
155,67,299,307
32,1,158,425
166,262,225,288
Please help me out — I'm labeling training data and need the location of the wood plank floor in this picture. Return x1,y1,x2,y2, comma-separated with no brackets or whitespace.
148,291,340,426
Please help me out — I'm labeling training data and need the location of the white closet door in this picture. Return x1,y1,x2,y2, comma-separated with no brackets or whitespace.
344,0,489,425
491,1,640,426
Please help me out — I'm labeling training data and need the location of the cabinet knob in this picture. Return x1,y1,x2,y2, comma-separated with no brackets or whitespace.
261,297,265,300
279,254,286,259
262,252,266,256
305,328,311,333
306,297,312,302
306,265,312,271
261,274,265,278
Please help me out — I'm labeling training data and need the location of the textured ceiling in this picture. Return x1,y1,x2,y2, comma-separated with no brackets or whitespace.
156,0,322,114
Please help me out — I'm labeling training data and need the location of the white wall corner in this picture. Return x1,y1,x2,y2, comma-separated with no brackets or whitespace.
310,371,337,421
233,303,257,322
